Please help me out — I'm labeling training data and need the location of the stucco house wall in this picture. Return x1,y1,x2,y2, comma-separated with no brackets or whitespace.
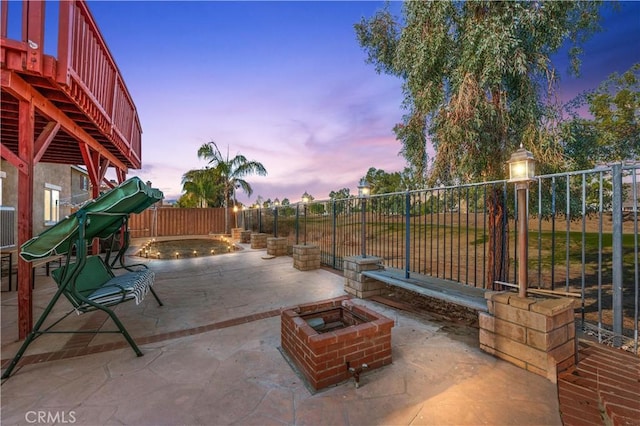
0,160,89,241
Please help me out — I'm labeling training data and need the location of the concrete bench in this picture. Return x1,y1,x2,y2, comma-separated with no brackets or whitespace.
361,268,488,313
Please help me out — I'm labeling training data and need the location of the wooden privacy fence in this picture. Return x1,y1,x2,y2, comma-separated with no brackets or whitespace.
129,207,230,238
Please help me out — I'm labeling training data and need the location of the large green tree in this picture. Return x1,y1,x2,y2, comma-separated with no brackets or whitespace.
355,0,603,287
362,166,419,194
197,141,267,233
564,63,640,169
329,188,351,200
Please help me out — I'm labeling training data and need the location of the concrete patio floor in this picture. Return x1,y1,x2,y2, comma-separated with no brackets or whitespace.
1,242,561,425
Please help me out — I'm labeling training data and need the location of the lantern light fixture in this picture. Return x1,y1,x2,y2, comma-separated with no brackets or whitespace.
358,179,371,198
507,144,536,183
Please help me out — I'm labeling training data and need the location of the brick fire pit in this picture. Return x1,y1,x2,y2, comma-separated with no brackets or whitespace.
280,296,394,391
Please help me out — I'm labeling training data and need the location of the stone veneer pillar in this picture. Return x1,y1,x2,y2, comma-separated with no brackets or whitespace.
479,292,576,383
250,233,268,249
240,230,252,244
343,256,385,299
267,237,288,256
292,244,320,271
231,227,243,241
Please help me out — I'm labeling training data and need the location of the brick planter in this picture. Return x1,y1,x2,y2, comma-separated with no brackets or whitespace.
231,227,243,241
343,256,385,298
240,230,252,244
292,244,320,271
250,233,268,249
479,292,576,383
280,296,394,391
267,237,288,256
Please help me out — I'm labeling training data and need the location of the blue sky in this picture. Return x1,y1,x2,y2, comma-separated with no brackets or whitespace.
84,1,640,204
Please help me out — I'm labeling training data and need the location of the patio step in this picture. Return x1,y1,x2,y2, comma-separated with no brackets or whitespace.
558,341,640,426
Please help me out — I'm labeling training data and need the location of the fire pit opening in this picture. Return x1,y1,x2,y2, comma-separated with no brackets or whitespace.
280,296,394,391
302,306,369,333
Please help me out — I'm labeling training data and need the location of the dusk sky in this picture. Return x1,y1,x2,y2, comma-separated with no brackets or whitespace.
84,1,640,204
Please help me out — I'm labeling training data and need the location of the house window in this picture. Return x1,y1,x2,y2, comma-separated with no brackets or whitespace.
44,183,61,225
81,176,89,191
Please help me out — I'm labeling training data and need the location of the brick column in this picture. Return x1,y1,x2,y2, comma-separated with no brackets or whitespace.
343,256,385,299
292,244,320,271
267,237,288,256
240,230,252,244
231,227,243,241
250,233,268,249
479,292,576,383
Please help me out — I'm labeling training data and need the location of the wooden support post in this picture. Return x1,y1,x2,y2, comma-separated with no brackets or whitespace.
24,0,44,74
17,98,35,338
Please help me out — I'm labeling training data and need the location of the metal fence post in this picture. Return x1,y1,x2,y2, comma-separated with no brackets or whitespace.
332,200,337,269
295,204,300,245
405,191,411,279
274,206,278,237
361,198,367,258
612,163,623,346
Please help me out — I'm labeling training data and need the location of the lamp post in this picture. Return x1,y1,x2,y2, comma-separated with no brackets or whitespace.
233,204,238,229
507,144,536,298
302,192,310,245
358,179,371,258
273,198,280,237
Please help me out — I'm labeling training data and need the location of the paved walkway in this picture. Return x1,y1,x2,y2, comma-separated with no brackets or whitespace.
1,243,562,425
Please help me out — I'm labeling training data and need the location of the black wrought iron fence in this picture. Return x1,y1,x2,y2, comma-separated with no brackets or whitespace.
241,163,639,352
526,164,639,351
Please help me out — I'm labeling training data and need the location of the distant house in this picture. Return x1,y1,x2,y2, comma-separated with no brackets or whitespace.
622,183,640,212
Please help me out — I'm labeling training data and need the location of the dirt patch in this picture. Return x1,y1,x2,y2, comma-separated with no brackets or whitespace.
376,284,479,326
370,285,480,347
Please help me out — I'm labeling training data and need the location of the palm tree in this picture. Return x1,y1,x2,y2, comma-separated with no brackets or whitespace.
197,141,267,233
180,168,221,207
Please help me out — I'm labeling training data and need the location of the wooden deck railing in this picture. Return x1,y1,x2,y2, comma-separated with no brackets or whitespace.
1,0,142,168
57,1,142,167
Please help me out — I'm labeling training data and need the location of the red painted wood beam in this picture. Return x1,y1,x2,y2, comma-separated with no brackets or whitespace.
56,0,73,84
99,158,110,183
79,141,99,187
33,121,61,163
24,0,44,74
79,145,107,255
1,1,8,38
116,168,126,183
1,69,129,172
0,144,28,173
17,98,35,339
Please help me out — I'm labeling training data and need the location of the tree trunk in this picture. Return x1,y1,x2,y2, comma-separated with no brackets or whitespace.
486,186,509,289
